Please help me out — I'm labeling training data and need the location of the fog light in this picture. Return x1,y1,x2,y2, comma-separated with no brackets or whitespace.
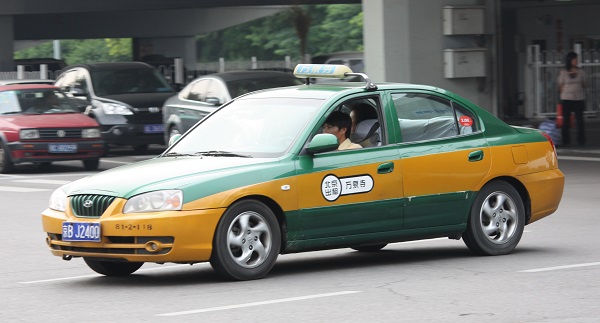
145,241,162,253
112,128,122,136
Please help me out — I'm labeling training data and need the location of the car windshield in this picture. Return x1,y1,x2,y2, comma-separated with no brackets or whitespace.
0,89,78,115
226,76,303,98
165,97,324,158
91,68,172,96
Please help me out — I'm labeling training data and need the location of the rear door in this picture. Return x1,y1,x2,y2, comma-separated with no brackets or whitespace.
390,91,491,229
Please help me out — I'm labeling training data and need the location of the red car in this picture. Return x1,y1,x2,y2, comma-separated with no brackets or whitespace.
0,84,104,173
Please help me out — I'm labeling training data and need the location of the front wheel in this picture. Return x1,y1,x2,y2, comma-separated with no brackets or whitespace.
83,158,100,171
83,258,143,276
463,181,525,256
210,200,281,281
0,141,15,174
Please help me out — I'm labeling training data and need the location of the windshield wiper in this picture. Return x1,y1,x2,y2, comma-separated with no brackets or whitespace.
194,151,252,158
1,111,22,115
163,152,200,157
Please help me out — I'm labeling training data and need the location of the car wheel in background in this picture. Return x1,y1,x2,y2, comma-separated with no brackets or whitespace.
83,158,100,171
351,244,388,252
83,258,144,276
0,141,15,174
210,200,281,281
463,180,525,256
133,144,148,154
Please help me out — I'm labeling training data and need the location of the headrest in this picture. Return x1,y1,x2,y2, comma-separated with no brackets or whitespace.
351,119,379,146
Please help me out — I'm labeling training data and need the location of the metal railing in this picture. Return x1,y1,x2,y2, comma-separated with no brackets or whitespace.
526,45,600,118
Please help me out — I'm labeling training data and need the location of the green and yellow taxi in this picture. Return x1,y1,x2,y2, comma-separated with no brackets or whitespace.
41,64,564,280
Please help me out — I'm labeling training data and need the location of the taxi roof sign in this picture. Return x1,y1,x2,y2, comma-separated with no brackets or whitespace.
293,64,353,79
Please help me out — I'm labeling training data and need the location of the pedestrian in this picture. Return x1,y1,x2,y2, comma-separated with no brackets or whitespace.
557,51,586,146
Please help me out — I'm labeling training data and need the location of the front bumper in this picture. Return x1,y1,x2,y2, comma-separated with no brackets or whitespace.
8,140,104,163
101,124,164,146
42,198,224,263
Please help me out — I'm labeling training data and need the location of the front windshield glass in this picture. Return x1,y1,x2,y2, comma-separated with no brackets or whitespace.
166,97,324,158
91,68,172,95
0,89,78,115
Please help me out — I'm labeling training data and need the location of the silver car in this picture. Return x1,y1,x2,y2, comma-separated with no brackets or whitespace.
162,70,302,143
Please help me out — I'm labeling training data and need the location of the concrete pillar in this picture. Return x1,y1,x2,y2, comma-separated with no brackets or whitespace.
363,0,496,114
0,15,14,71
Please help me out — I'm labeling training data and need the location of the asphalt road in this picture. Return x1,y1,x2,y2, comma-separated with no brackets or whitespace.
0,148,598,322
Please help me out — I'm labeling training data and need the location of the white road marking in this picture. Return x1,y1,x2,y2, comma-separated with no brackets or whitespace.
157,291,362,317
18,264,191,284
558,156,600,162
519,262,600,273
0,186,50,192
12,179,71,185
400,237,446,244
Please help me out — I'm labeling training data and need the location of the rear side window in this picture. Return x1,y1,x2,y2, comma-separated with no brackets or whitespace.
392,93,477,143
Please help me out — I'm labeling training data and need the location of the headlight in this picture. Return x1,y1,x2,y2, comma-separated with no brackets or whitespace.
20,129,40,140
123,190,183,213
49,188,67,212
97,102,133,115
82,128,101,138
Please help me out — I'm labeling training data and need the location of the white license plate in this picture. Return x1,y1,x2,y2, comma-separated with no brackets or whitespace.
49,143,78,153
143,124,164,134
62,222,101,242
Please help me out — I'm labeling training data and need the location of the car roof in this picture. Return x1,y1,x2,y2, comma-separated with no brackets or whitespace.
0,79,55,86
197,70,297,82
63,61,154,71
0,84,59,91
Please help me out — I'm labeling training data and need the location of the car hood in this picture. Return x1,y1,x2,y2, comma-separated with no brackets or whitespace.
2,113,99,129
63,156,295,204
99,92,174,108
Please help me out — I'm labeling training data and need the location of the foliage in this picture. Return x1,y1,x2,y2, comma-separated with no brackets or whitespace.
14,39,132,65
197,4,363,61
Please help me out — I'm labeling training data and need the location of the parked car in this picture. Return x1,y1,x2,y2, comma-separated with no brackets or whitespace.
0,84,104,173
42,64,564,280
162,70,302,143
54,62,175,152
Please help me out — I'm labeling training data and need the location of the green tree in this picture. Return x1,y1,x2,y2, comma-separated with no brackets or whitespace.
14,39,132,65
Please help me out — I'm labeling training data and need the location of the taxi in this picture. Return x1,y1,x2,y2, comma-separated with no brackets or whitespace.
41,64,564,280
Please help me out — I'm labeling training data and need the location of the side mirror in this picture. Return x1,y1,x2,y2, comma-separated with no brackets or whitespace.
306,134,339,154
69,87,87,97
205,97,221,106
168,134,182,146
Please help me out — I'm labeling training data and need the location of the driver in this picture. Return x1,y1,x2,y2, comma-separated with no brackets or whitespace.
322,111,362,150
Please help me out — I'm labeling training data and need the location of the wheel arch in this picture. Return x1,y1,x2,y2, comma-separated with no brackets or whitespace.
232,194,288,253
481,176,532,224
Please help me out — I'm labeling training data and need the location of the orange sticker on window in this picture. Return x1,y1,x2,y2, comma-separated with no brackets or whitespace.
459,116,473,127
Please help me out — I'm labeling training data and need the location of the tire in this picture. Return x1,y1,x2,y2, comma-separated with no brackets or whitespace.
210,200,281,281
463,180,525,256
83,158,100,171
83,258,143,276
133,144,148,154
0,141,15,174
351,244,387,252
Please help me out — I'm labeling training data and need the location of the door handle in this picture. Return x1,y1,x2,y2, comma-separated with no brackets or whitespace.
377,162,394,174
468,150,484,162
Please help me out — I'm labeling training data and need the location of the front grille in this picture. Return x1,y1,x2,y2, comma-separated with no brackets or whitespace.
37,128,83,139
70,194,116,218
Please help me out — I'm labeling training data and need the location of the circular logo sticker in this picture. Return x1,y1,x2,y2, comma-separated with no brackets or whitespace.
459,116,473,127
321,174,341,201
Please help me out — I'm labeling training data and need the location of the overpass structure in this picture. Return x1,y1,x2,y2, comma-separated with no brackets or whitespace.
2,0,600,120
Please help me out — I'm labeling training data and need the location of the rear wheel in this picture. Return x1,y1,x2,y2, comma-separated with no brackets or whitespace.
463,181,525,256
351,244,387,252
83,258,143,276
210,200,281,281
0,141,15,174
83,158,100,171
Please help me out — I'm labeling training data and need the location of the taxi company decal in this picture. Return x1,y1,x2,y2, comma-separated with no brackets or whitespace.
321,174,374,202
